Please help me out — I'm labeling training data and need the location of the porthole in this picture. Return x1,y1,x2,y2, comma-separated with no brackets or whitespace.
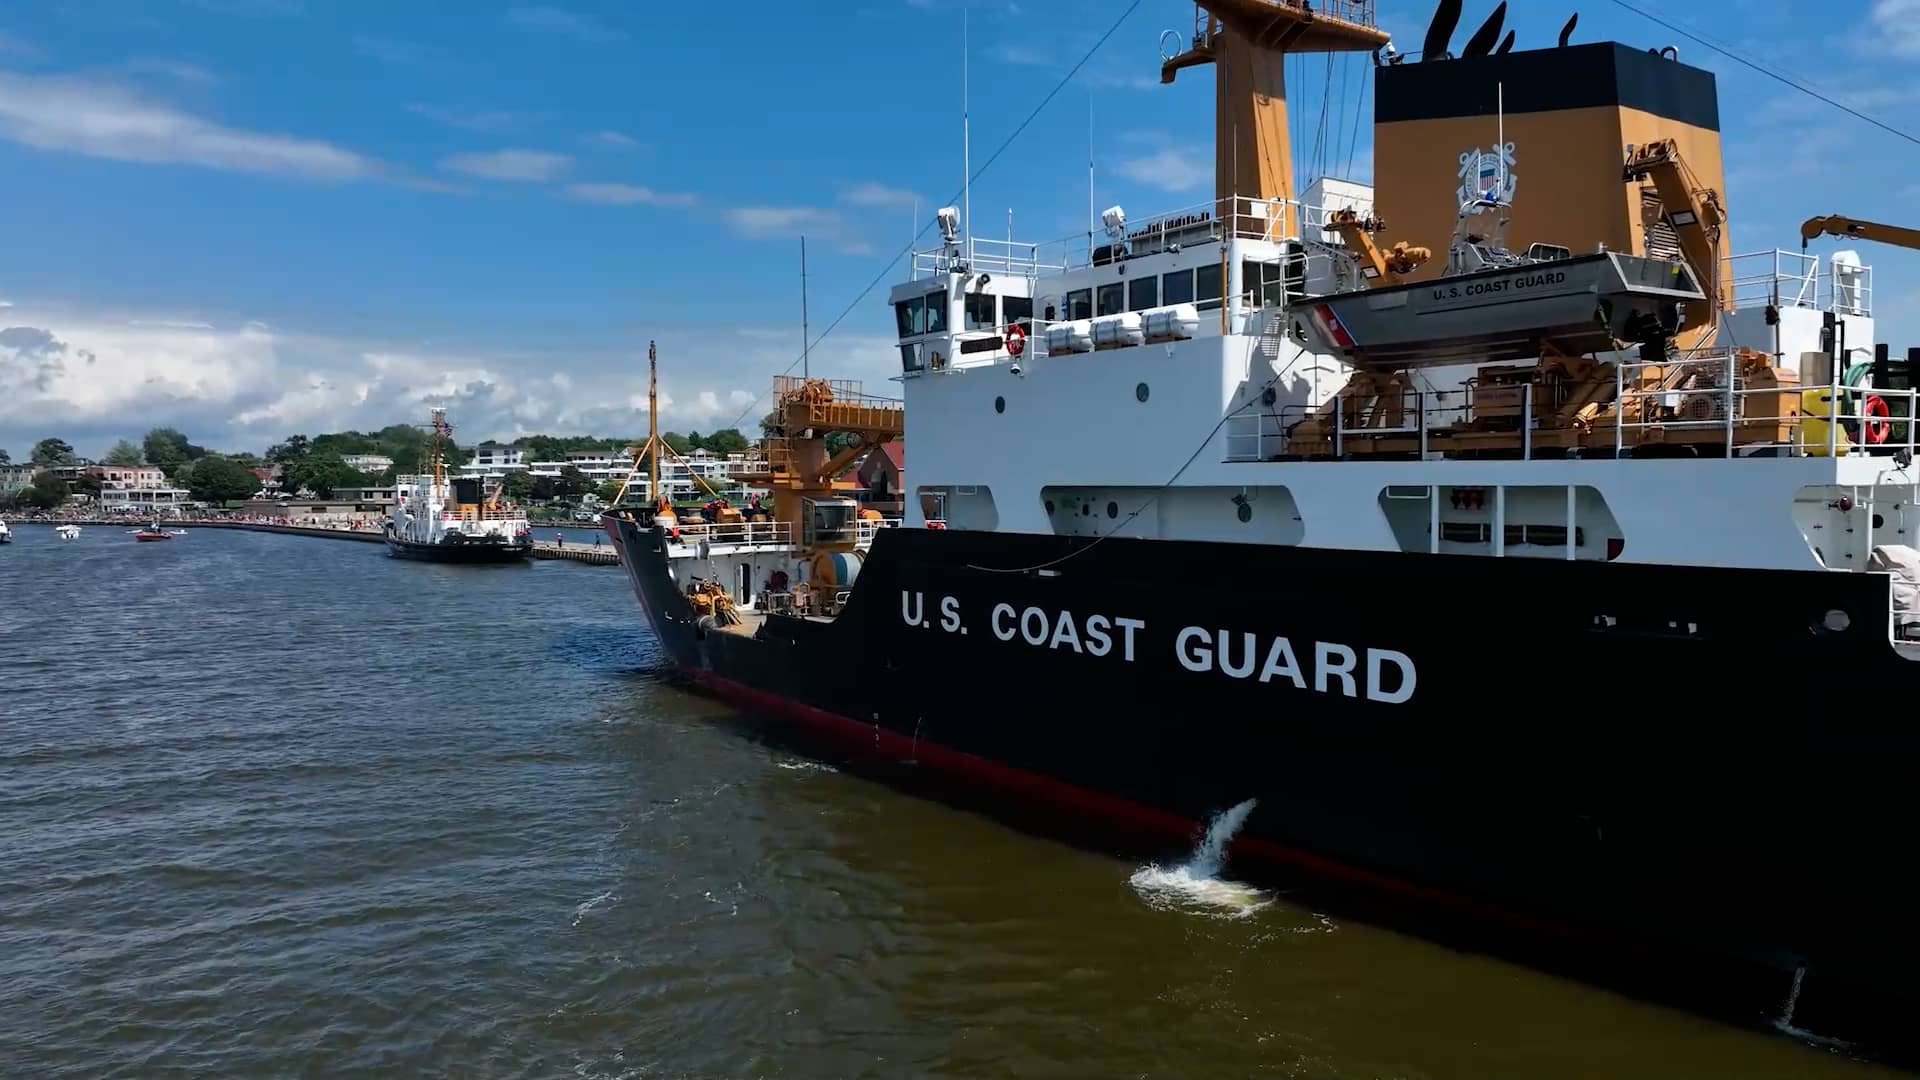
1135,382,1150,403
1081,503,1091,516
1822,609,1852,633
1261,386,1277,407
1874,513,1886,529
1236,502,1253,523
994,396,1005,414
1107,501,1118,519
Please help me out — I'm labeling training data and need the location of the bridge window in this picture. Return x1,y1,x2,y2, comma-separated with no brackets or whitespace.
964,293,996,331
895,295,924,337
1004,295,1033,329
1163,269,1194,305
1097,282,1125,316
1243,261,1285,308
1195,263,1223,311
1066,289,1092,320
1129,276,1159,312
923,290,948,334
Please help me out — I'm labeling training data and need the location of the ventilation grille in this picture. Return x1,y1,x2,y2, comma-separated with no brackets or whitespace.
1641,188,1682,261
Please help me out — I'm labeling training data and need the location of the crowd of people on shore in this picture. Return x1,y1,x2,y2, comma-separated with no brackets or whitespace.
0,508,385,532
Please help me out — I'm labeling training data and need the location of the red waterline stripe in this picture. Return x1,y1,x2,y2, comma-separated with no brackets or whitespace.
687,668,1562,935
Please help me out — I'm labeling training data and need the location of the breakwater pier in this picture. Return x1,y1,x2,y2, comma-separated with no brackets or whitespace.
1,517,622,566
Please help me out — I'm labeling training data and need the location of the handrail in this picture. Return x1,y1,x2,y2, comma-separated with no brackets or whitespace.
1224,349,1920,463
909,193,1373,281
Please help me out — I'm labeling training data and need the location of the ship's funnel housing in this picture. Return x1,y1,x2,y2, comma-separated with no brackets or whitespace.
1374,41,1726,290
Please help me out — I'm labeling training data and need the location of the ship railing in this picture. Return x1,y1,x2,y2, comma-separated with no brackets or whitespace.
1222,350,1920,463
1614,350,1919,460
771,375,903,411
1725,249,1873,317
912,237,1069,280
907,194,1370,281
855,517,901,545
669,520,794,550
1226,391,1474,462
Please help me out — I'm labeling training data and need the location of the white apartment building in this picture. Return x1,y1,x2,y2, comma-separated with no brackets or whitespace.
0,464,35,494
84,464,192,513
463,445,528,481
342,454,394,474
99,487,192,514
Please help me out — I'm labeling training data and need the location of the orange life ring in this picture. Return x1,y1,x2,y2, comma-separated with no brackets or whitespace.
1005,323,1026,357
1865,394,1893,444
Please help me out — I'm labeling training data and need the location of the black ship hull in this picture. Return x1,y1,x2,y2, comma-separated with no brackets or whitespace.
603,514,1919,1051
384,533,531,563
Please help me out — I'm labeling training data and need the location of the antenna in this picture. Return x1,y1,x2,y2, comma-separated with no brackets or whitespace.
1497,81,1506,197
800,235,811,380
1088,85,1096,238
962,0,971,258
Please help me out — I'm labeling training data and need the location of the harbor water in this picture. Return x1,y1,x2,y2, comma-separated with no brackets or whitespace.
0,524,1905,1078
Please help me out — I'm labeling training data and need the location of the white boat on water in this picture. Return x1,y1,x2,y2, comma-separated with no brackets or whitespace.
0,520,11,544
54,524,80,541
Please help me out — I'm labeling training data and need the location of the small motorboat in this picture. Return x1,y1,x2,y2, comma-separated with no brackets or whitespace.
0,520,11,544
131,522,174,542
54,524,80,541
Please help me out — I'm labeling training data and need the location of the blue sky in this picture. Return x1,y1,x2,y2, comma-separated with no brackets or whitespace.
0,0,1916,458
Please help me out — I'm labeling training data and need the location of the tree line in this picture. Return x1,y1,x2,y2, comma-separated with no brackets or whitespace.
2,423,755,509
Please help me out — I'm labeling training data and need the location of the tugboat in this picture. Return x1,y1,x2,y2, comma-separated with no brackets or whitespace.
384,408,532,563
605,0,1920,1053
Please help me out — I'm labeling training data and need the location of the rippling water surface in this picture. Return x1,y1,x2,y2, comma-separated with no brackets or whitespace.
0,524,1907,1078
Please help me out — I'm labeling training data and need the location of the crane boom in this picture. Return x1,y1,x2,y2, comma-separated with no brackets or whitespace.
1622,139,1728,312
1801,215,1920,253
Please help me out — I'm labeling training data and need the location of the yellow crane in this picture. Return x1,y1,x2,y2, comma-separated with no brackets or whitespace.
1622,139,1729,312
1801,215,1920,253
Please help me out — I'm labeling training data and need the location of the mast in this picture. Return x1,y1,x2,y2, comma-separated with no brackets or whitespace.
801,237,811,380
428,407,448,491
648,340,662,510
1160,1,1388,236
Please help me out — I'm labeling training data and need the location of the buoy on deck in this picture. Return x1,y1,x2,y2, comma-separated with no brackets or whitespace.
809,549,865,589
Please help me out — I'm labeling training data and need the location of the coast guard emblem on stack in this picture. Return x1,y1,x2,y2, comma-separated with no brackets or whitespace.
1457,143,1517,203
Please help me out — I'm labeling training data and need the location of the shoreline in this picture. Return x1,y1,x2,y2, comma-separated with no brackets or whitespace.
1,517,621,566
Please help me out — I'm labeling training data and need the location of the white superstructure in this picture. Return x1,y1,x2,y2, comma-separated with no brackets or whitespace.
890,189,1899,578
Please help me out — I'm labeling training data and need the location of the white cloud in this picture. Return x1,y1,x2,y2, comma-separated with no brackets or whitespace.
1116,147,1209,193
406,103,525,134
0,69,380,181
505,6,626,42
562,182,696,206
1871,0,1920,58
127,58,219,85
0,299,901,458
584,129,638,149
841,181,916,208
721,206,875,253
440,148,571,182
724,205,838,235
